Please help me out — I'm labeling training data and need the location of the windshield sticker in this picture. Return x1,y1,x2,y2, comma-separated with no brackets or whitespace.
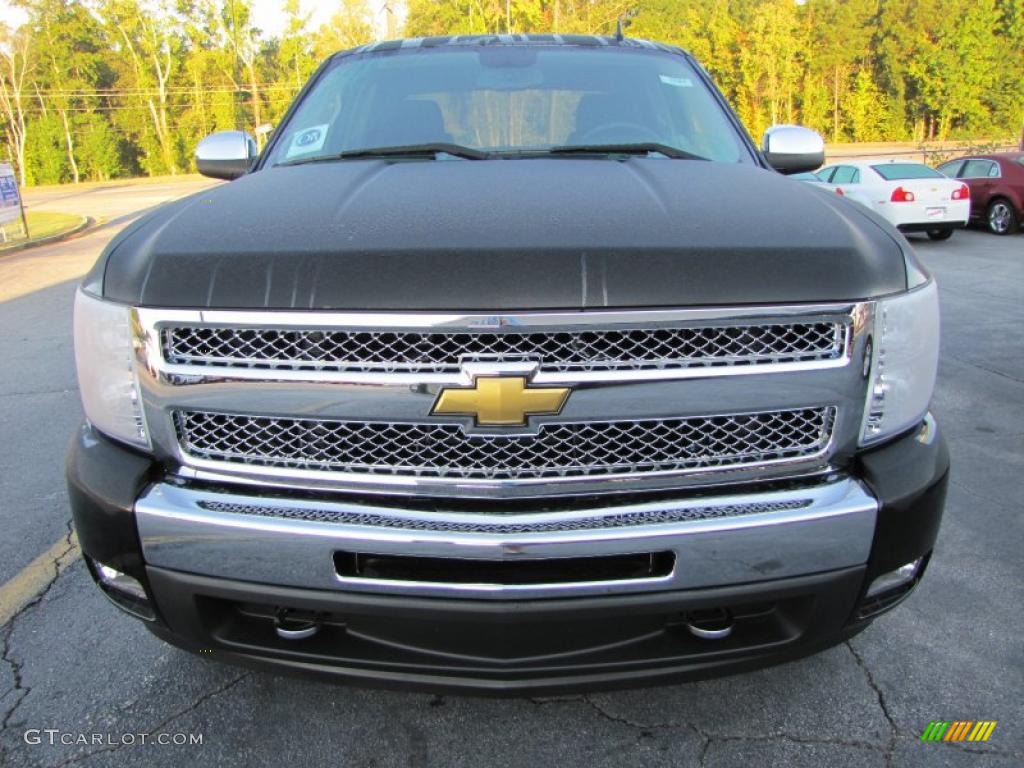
285,124,329,158
659,75,694,87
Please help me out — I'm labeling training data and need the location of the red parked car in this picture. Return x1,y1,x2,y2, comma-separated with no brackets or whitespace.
936,153,1024,235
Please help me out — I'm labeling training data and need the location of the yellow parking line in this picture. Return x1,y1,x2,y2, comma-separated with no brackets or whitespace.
0,533,79,627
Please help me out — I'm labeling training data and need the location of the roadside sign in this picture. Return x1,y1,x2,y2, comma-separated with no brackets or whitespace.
0,163,29,240
0,163,20,225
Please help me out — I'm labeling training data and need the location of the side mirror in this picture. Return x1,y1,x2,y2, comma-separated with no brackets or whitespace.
195,130,257,180
762,125,825,175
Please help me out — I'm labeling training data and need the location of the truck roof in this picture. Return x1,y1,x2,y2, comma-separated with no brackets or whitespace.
342,34,687,58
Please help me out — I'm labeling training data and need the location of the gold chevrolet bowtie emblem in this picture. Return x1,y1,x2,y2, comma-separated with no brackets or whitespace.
432,376,571,426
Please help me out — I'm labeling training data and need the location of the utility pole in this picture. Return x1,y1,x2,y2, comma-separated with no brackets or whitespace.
230,0,240,128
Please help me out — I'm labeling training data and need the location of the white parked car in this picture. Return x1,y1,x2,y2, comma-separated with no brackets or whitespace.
810,160,970,241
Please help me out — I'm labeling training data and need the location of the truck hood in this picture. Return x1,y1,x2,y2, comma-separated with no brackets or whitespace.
100,158,907,309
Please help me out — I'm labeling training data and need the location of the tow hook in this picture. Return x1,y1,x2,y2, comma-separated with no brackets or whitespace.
684,608,735,640
274,608,321,640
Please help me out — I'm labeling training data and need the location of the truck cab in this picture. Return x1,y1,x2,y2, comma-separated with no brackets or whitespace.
68,35,947,693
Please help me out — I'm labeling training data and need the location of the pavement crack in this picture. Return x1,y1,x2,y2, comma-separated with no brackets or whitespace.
945,742,1024,759
0,387,77,400
583,695,891,757
847,640,897,767
698,735,711,767
0,520,77,740
948,478,1016,513
582,695,674,731
0,622,27,740
945,355,1024,385
583,696,718,764
51,671,252,768
527,695,586,708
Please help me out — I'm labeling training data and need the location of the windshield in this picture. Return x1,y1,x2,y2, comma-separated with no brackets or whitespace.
265,46,752,166
871,163,944,181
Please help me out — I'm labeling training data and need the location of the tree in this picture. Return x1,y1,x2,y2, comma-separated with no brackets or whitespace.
736,0,803,136
313,0,375,59
221,0,269,144
279,0,316,89
0,22,33,185
98,0,185,175
2,0,1022,185
19,0,112,183
907,0,1007,138
845,67,886,141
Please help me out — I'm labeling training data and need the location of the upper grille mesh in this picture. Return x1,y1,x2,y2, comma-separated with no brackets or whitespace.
161,321,845,373
174,407,836,481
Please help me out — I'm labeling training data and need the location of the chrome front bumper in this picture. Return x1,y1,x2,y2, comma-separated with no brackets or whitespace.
136,476,877,600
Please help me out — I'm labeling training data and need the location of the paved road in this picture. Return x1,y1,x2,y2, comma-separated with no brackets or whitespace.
21,176,218,223
0,186,1021,767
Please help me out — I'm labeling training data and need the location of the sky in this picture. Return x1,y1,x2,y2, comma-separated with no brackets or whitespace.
250,0,350,38
0,2,28,27
0,1,395,40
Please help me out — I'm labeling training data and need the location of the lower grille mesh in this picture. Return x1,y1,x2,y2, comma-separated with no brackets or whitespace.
174,407,836,481
198,498,813,533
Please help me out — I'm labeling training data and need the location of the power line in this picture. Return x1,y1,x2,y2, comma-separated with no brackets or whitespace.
27,83,303,96
18,98,296,115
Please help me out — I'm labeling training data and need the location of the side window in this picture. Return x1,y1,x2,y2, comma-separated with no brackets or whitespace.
987,162,1001,178
962,159,996,179
815,167,836,182
937,160,963,177
831,166,857,184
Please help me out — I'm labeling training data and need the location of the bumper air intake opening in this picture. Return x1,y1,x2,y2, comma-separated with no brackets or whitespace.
333,551,676,586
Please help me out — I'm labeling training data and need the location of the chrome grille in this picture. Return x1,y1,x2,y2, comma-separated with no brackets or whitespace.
197,498,813,533
160,321,845,373
174,407,836,481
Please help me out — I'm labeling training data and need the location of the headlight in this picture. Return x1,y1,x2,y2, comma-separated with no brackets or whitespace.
73,289,150,448
860,281,939,445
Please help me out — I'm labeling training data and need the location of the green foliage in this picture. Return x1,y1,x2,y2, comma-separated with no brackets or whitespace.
0,0,1021,184
845,68,886,142
24,113,67,184
408,0,1023,143
313,0,376,59
78,119,124,180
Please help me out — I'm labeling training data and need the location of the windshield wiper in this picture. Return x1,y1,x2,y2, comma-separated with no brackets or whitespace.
545,143,708,161
276,143,489,166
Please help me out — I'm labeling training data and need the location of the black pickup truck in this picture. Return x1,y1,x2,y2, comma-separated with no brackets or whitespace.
68,35,947,693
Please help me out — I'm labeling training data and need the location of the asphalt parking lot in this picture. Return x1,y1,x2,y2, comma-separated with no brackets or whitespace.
0,186,1021,767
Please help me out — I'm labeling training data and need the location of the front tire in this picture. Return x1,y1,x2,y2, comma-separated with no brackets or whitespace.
987,199,1019,235
926,229,954,241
